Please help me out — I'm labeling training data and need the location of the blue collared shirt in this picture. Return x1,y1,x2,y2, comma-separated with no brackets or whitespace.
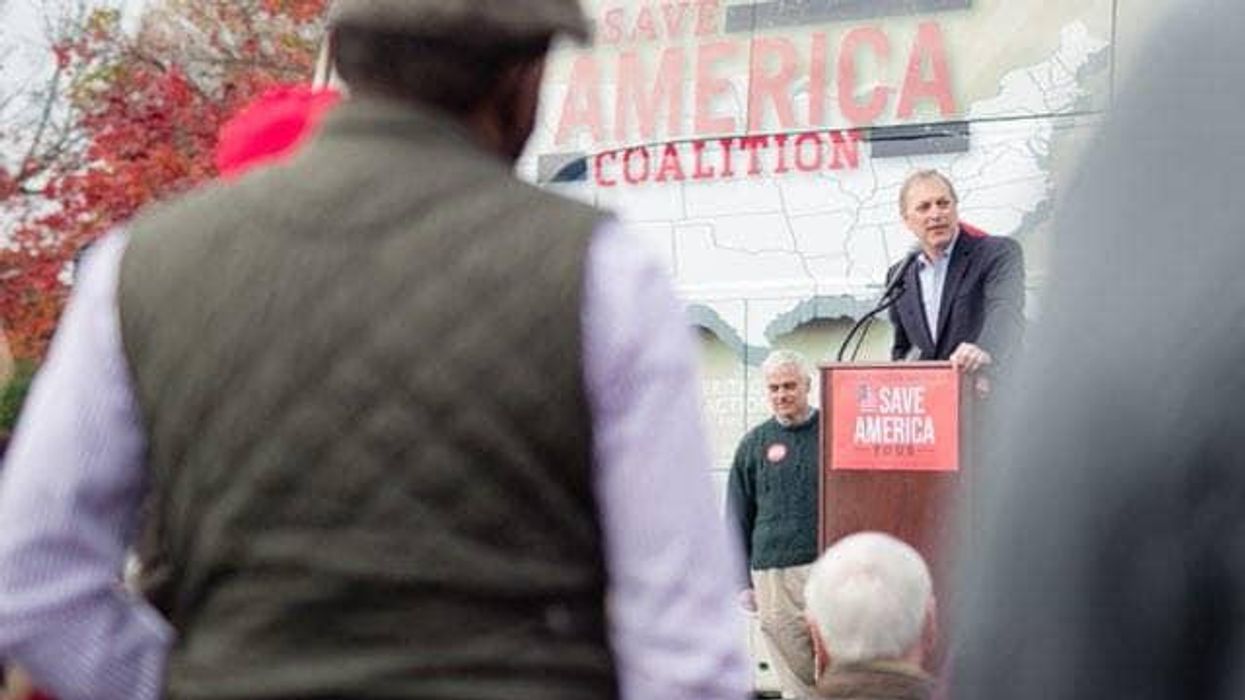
918,232,960,344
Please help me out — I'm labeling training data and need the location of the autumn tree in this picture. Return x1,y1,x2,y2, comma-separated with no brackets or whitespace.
0,0,327,362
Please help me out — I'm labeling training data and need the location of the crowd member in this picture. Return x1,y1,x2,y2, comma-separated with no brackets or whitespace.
887,170,1025,388
951,3,1245,699
0,83,339,700
0,1,749,698
804,532,936,700
727,349,820,699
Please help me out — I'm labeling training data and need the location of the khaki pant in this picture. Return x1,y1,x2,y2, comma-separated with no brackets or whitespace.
753,564,816,699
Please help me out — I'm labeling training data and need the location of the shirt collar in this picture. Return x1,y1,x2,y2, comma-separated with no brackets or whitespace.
918,227,960,269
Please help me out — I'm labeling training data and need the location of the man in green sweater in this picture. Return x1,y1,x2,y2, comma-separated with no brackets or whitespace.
727,349,820,699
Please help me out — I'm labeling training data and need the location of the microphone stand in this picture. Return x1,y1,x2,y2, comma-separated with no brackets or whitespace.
835,251,919,362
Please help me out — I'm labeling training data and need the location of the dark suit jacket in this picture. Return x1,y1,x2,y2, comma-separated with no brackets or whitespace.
886,228,1025,369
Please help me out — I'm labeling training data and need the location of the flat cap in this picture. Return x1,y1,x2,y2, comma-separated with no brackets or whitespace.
329,0,590,43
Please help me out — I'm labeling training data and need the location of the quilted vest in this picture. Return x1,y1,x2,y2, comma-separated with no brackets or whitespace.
118,97,615,700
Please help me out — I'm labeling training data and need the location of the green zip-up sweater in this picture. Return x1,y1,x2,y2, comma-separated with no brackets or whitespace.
726,410,820,579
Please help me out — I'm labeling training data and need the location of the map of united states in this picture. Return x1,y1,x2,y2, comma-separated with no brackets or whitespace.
532,21,1108,354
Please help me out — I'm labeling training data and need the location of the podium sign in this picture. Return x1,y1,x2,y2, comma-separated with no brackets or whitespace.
819,362,976,666
828,365,960,472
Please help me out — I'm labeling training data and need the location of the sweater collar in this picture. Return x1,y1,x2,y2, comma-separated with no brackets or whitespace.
317,95,501,165
775,408,819,429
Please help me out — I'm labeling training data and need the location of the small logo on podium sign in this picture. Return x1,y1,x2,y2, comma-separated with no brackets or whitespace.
856,383,879,413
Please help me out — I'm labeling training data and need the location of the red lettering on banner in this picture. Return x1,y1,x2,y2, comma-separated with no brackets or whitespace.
601,8,625,45
838,26,892,126
616,47,686,141
809,32,828,127
747,37,799,131
623,147,651,184
695,41,738,135
590,130,861,187
897,22,956,118
634,6,659,42
557,16,959,147
718,137,737,177
599,1,721,43
695,0,720,36
772,133,791,174
739,135,768,175
794,133,823,172
660,2,692,37
692,140,716,179
655,143,687,181
829,130,862,170
594,151,618,187
556,56,604,144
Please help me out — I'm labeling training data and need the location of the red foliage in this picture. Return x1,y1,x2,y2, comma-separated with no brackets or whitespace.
261,0,326,24
0,169,15,200
0,0,328,362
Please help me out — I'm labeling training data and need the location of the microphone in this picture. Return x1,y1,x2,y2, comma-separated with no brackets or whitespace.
879,247,920,303
835,248,921,362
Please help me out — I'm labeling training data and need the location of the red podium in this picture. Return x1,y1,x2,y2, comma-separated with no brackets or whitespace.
818,362,976,661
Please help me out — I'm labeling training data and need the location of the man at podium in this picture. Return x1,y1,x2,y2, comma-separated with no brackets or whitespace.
887,170,1025,388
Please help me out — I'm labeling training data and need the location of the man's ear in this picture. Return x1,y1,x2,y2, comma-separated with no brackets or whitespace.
807,615,830,678
488,57,546,162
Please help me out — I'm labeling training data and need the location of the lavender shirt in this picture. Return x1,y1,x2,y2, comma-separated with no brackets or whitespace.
0,222,749,700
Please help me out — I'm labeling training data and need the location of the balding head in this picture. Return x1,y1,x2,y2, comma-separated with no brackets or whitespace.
804,532,934,669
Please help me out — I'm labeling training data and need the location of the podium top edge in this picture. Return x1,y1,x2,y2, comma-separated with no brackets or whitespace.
817,361,956,370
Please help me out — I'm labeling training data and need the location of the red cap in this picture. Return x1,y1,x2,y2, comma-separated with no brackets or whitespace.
214,85,341,179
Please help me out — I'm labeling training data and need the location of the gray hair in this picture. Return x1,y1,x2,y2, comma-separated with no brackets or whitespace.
761,349,812,382
804,532,933,664
898,169,958,215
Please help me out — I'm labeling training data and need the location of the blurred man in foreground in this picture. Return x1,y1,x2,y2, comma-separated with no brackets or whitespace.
804,532,936,700
0,1,749,698
953,3,1245,699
